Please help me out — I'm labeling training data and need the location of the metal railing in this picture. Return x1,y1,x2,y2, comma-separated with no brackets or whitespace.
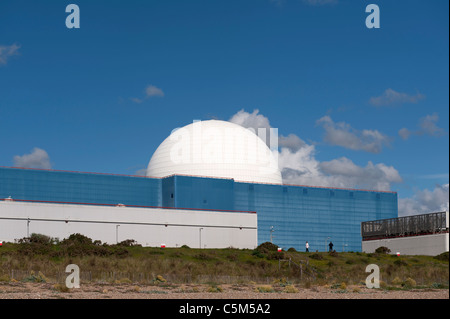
361,211,448,240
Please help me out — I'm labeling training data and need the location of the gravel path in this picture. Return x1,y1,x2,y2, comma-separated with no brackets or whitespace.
0,282,448,299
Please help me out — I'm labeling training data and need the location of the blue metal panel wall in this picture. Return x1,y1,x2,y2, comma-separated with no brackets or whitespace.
0,167,161,207
233,182,398,252
170,175,235,211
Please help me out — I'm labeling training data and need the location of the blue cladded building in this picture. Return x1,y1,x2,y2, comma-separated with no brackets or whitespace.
0,166,398,251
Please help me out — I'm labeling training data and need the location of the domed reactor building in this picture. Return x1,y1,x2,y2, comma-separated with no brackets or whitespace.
0,120,398,251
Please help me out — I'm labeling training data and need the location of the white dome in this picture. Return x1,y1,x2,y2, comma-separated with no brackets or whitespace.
147,120,282,184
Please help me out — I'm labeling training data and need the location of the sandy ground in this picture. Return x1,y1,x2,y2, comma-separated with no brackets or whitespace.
0,282,448,299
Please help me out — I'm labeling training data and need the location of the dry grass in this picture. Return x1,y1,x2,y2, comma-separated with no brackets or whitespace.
0,235,448,291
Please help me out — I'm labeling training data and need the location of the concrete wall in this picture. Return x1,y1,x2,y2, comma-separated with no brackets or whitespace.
0,200,257,249
362,233,449,256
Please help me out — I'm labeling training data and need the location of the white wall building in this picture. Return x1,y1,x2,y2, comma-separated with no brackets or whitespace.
0,200,258,249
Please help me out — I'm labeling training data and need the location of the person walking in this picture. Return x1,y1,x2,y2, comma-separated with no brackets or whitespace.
305,241,309,252
328,241,334,252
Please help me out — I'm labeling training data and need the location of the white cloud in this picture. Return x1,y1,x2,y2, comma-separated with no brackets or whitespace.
229,109,271,132
145,85,164,98
399,184,449,216
418,113,445,137
278,134,306,152
131,84,164,103
398,127,412,140
316,115,390,153
229,109,402,191
130,97,143,104
280,150,402,191
0,43,20,65
399,113,445,140
13,147,52,169
369,88,425,107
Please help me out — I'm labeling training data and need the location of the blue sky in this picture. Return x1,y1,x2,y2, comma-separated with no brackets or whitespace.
1,0,448,215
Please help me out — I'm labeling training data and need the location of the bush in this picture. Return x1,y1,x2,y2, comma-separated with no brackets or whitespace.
194,252,213,260
375,246,391,254
17,233,55,255
118,239,141,247
283,285,299,293
266,251,285,260
251,249,264,258
29,233,56,245
207,285,223,293
272,278,289,287
434,252,449,261
256,242,279,253
309,253,323,260
153,275,167,283
255,285,274,293
328,250,339,257
394,259,408,267
391,276,403,285
61,233,93,246
403,278,416,288
22,271,47,283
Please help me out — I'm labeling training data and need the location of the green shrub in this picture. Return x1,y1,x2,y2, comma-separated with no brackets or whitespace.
194,253,213,260
61,233,93,246
255,242,278,253
394,259,408,267
251,249,264,258
207,285,223,293
272,278,289,287
309,253,323,260
283,285,299,293
391,276,403,285
267,251,285,260
255,285,274,293
375,246,391,254
29,233,56,245
434,252,449,261
153,275,166,283
16,233,55,256
431,282,446,289
403,278,416,288
328,250,339,257
22,271,47,283
118,239,141,247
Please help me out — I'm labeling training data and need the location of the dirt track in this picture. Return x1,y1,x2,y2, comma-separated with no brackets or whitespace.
0,282,448,299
